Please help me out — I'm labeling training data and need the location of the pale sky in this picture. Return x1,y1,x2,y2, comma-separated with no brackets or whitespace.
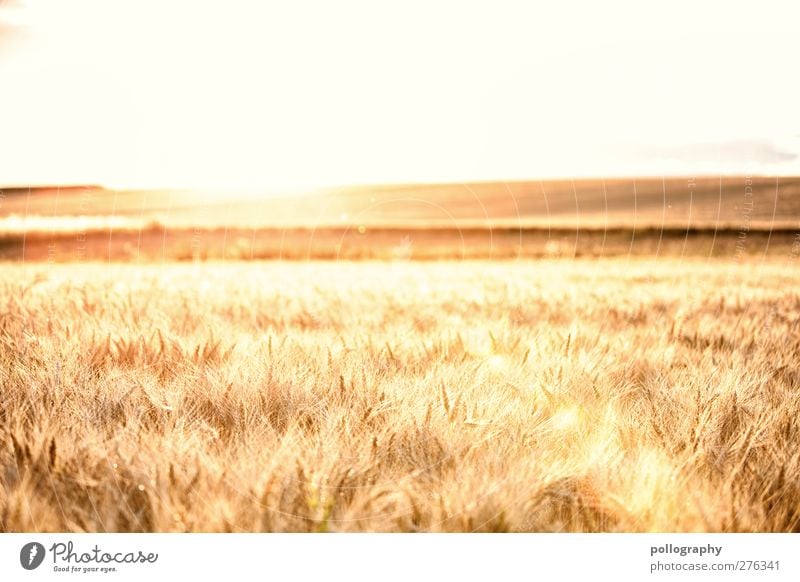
1,0,799,189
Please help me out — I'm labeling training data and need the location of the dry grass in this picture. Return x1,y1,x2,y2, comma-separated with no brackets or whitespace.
1,259,799,532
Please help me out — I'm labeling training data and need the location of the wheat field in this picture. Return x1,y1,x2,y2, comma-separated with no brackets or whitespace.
1,257,799,532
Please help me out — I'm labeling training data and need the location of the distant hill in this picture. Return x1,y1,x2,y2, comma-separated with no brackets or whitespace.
1,176,798,230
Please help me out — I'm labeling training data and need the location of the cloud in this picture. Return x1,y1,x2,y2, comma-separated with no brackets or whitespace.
640,139,798,166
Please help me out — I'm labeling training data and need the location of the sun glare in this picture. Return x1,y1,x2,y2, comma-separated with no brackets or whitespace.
487,354,507,370
551,407,581,432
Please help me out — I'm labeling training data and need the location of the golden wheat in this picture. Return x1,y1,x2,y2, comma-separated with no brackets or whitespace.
1,259,798,532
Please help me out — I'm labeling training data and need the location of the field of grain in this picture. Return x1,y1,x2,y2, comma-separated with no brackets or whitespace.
2,258,799,532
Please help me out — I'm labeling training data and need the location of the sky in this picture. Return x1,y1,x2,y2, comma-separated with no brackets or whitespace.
0,0,799,190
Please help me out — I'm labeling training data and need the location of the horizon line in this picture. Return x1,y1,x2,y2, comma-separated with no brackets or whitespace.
0,172,796,193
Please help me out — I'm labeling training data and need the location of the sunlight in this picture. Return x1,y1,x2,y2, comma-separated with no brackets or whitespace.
551,406,581,432
0,214,144,233
487,354,507,370
623,447,679,521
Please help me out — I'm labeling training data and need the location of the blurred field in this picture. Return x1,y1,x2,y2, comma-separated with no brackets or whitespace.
4,225,800,262
1,176,799,261
2,259,800,532
2,176,799,228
